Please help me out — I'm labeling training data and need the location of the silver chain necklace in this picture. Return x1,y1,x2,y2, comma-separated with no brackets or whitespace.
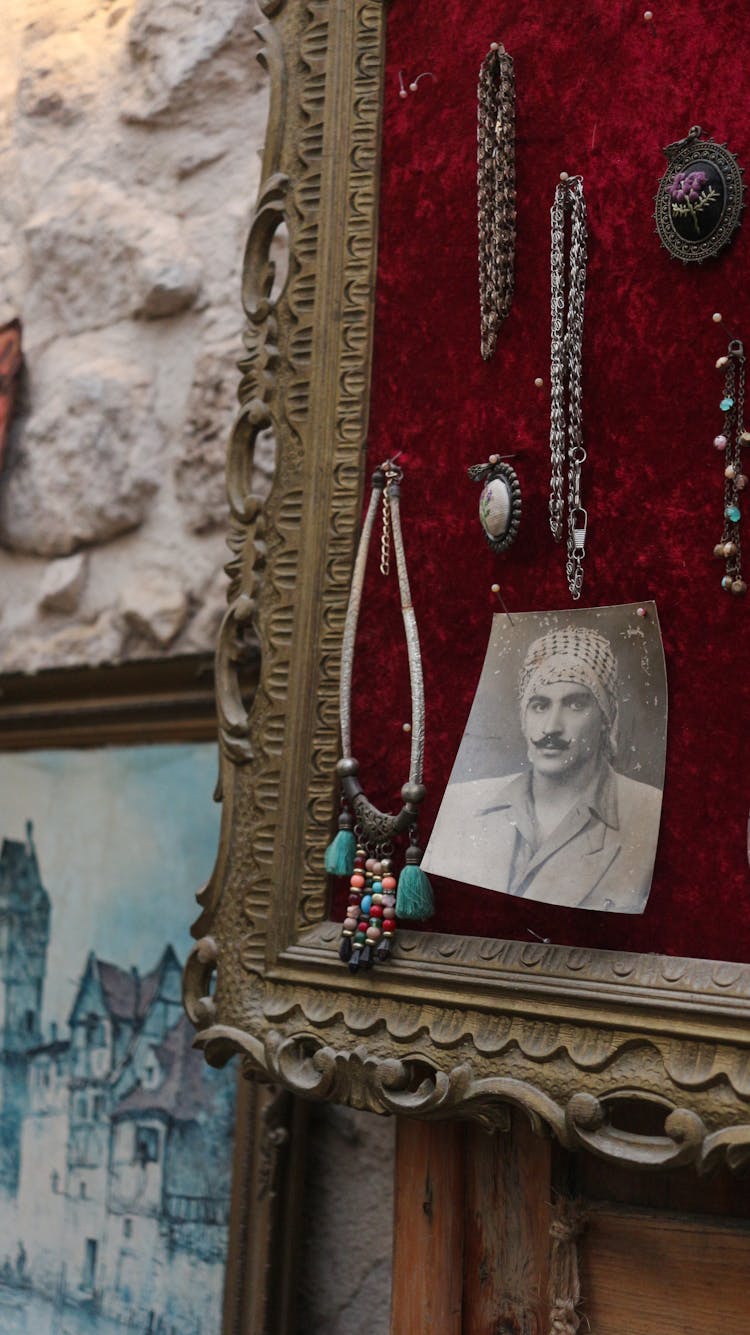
477,42,516,361
549,174,588,600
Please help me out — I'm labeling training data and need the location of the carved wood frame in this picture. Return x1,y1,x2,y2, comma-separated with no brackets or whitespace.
184,0,750,1176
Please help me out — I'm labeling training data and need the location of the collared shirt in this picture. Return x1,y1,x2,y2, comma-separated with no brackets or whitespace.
494,764,621,896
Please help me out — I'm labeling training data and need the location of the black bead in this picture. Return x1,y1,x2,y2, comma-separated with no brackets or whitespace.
339,936,353,963
348,949,362,974
360,944,374,969
375,939,391,963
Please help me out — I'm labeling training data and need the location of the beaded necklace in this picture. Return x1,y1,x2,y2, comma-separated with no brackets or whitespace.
324,460,433,974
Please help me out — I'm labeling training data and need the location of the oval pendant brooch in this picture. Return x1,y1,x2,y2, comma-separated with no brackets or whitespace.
655,124,744,263
469,455,522,553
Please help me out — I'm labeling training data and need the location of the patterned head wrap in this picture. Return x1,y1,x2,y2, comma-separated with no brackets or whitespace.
519,627,618,734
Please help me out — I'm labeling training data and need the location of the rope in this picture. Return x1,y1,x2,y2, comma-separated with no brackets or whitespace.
548,1198,587,1335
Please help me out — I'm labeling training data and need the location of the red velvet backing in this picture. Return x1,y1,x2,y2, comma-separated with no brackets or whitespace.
334,0,750,962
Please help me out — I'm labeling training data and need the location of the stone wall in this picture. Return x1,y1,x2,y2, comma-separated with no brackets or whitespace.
0,0,273,671
297,1106,394,1335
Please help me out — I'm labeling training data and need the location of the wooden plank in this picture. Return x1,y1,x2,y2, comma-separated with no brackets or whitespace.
391,1118,465,1335
463,1110,552,1335
580,1205,750,1335
222,1080,307,1335
0,653,238,748
575,1145,748,1219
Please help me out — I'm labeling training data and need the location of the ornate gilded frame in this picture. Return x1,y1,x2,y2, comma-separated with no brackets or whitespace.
184,0,750,1176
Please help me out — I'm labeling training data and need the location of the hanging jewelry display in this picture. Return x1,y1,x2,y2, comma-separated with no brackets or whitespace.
712,339,748,595
549,174,588,601
477,41,516,361
655,125,744,264
325,459,433,974
468,453,522,552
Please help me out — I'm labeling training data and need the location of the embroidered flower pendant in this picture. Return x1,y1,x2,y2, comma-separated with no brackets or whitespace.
655,125,744,263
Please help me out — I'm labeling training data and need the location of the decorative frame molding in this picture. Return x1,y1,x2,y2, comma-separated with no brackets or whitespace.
185,0,750,1176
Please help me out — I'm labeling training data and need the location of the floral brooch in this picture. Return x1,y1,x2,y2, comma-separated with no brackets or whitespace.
655,125,744,264
469,455,522,554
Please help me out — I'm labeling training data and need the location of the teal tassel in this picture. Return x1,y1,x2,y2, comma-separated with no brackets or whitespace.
396,844,434,920
324,810,356,876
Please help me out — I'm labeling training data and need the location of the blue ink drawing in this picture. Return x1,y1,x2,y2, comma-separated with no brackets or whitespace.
0,745,233,1335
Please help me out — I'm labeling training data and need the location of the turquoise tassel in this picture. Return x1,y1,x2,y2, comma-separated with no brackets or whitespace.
396,844,434,920
324,826,356,877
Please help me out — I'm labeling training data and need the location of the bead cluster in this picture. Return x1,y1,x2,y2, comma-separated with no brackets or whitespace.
712,343,748,596
339,846,398,973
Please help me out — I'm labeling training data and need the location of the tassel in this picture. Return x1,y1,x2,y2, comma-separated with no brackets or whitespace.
324,808,356,876
396,843,434,920
348,947,362,974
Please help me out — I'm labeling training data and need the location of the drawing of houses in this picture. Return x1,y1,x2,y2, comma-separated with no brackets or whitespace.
0,823,234,1335
0,826,51,1198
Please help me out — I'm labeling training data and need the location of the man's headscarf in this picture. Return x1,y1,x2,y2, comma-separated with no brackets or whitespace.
519,626,618,752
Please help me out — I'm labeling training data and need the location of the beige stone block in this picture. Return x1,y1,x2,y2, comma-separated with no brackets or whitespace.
38,552,88,614
0,353,160,557
120,574,188,648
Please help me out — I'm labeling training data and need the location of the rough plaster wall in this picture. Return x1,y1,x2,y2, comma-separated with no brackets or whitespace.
297,1105,394,1334
0,0,274,670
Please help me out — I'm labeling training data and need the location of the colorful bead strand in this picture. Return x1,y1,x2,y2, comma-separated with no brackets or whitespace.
339,845,366,964
376,858,398,963
349,857,375,972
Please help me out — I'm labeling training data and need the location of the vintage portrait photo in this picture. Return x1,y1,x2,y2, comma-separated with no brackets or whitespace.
422,603,667,914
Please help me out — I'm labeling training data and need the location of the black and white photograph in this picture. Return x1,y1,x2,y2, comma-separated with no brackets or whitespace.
422,603,667,913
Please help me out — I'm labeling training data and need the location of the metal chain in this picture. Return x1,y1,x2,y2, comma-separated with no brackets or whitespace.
549,187,566,542
477,43,516,361
379,458,402,577
379,486,391,576
549,176,588,600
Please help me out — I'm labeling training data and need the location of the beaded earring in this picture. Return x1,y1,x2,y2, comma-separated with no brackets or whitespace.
712,339,748,596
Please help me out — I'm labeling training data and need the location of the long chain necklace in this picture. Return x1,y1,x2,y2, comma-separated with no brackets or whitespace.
713,339,748,595
325,460,433,973
549,174,588,600
477,41,516,361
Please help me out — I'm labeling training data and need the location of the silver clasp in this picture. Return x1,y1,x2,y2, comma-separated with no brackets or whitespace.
571,507,587,553
664,125,702,161
380,453,403,485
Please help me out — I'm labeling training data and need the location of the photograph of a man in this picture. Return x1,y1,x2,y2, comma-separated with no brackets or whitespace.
421,605,666,913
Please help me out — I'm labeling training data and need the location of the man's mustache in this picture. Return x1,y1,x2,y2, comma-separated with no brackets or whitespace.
532,735,570,752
